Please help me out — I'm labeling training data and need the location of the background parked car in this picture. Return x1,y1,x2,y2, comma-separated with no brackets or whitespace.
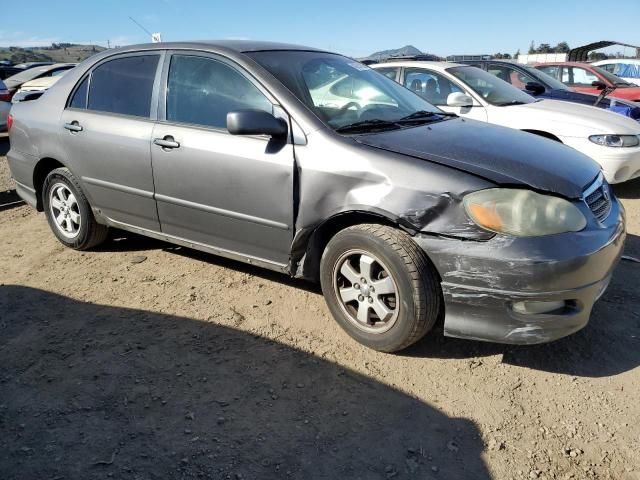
461,59,640,121
535,62,640,102
373,60,640,183
0,79,10,131
11,74,65,103
593,59,640,86
3,63,75,101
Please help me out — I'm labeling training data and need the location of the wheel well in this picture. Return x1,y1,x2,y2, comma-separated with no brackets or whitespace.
521,129,562,143
33,158,65,211
296,211,398,282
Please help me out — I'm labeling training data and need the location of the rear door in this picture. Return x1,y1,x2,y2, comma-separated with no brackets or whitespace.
150,52,295,266
59,53,162,231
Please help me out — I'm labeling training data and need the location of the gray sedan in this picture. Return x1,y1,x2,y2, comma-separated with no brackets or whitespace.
6,41,625,352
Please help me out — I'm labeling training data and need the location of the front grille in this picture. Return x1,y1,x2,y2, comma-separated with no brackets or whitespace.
583,175,612,222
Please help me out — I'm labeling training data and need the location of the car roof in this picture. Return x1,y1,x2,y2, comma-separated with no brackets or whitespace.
533,61,595,67
112,40,327,54
373,60,465,72
593,58,640,64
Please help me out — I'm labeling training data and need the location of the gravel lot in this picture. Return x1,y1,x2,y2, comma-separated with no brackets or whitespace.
1,132,639,480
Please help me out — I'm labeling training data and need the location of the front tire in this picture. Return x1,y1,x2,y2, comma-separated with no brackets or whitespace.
320,224,441,352
42,167,108,250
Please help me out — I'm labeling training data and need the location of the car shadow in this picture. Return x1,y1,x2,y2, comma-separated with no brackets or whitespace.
0,134,9,156
97,230,322,294
0,285,491,480
0,189,24,211
613,178,640,199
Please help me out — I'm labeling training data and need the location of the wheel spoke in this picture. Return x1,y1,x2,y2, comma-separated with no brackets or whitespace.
51,198,63,211
340,261,360,285
56,212,65,226
67,192,77,207
339,287,360,303
356,302,370,324
371,298,393,322
65,219,74,232
371,276,395,295
57,186,67,202
69,211,81,224
359,255,374,282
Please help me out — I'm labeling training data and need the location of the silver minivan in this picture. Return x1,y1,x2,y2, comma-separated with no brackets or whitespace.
6,41,625,351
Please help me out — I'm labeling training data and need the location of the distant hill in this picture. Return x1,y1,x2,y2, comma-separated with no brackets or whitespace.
0,43,107,64
361,45,442,63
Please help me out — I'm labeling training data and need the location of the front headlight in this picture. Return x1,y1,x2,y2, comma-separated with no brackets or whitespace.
464,189,586,237
589,134,639,147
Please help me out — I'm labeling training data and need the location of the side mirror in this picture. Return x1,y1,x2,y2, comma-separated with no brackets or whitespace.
227,110,288,137
447,92,474,108
592,80,607,91
524,81,545,95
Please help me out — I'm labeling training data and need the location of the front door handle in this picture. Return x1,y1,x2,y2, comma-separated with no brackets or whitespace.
153,136,180,149
64,122,83,132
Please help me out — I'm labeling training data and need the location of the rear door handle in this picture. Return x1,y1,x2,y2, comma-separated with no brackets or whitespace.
64,122,83,132
153,136,180,149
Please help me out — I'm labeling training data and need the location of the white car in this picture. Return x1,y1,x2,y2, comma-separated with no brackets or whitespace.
373,61,640,184
11,74,64,103
593,59,640,87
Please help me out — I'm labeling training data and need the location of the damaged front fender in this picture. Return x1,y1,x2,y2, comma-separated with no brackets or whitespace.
289,129,496,279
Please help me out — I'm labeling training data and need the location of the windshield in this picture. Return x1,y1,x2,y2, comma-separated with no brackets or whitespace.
447,66,536,106
592,65,634,87
247,50,445,131
521,65,569,90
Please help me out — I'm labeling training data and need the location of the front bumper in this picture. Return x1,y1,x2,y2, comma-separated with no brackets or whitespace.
562,136,640,184
414,201,626,344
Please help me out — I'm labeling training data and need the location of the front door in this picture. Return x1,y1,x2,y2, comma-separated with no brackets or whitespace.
151,53,295,266
402,67,488,122
59,53,162,231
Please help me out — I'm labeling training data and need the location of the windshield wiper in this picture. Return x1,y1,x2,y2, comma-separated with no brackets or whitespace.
397,110,457,123
494,100,528,106
335,119,401,133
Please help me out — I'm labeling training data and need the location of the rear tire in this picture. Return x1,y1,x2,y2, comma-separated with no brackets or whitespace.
320,224,441,352
42,167,108,250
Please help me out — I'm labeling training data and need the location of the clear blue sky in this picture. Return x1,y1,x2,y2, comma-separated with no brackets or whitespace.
1,0,639,58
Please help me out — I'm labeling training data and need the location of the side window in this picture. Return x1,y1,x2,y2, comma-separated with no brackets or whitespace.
568,67,598,86
488,64,535,89
88,55,159,118
69,76,89,109
376,67,399,81
166,55,272,130
403,68,461,105
599,63,616,73
537,65,559,78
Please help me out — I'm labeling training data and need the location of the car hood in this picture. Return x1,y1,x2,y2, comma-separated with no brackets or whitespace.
505,99,640,135
354,118,600,199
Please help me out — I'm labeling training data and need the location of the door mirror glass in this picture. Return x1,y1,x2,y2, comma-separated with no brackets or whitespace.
447,92,474,107
592,80,607,90
227,110,288,137
524,81,545,94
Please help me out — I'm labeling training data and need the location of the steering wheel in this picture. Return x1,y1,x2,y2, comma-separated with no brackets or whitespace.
339,101,361,114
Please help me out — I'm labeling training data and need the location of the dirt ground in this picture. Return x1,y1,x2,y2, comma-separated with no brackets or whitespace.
1,132,639,480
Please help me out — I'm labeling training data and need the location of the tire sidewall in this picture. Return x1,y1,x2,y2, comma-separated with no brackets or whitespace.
320,228,423,352
43,169,93,249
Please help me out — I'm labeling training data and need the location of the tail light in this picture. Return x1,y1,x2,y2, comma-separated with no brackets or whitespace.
7,113,13,131
0,90,11,102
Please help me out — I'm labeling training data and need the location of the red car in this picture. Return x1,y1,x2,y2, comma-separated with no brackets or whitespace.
535,62,640,102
